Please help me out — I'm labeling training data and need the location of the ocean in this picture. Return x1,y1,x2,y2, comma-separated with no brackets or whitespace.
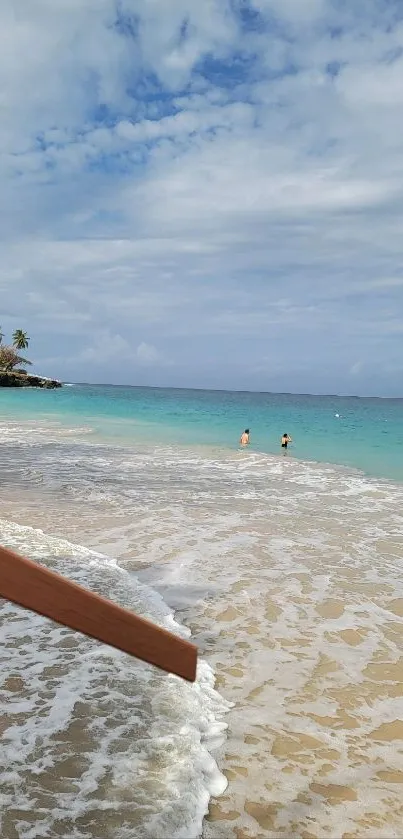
1,384,403,838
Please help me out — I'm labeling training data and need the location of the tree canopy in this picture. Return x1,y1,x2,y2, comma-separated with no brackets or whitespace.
0,328,31,371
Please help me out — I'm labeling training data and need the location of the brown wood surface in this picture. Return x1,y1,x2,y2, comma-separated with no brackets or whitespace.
0,544,197,682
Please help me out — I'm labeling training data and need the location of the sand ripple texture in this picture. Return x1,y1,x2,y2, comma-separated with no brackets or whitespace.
1,420,403,838
0,522,229,839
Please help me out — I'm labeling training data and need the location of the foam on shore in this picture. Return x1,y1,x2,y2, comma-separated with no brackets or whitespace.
0,520,230,839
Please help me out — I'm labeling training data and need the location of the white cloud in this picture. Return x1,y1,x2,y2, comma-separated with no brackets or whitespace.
136,342,166,365
72,332,169,367
252,0,328,26
1,0,403,394
79,331,132,364
350,361,363,376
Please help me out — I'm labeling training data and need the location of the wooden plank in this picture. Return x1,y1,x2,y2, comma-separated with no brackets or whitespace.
0,544,197,682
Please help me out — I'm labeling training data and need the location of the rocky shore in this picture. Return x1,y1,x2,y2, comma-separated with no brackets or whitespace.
0,372,62,389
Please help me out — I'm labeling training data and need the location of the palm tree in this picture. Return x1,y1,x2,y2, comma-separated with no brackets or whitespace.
0,326,3,345
13,329,29,350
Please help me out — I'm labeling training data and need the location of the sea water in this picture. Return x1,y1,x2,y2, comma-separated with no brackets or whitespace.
0,385,403,838
1,384,402,481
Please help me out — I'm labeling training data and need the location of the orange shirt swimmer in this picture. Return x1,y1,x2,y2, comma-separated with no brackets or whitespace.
281,432,292,450
240,429,250,446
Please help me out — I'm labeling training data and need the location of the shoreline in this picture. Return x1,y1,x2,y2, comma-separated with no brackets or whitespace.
0,383,402,483
1,411,402,491
1,416,403,836
0,514,230,839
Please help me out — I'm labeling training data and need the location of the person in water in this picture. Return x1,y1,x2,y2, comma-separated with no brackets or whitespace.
240,429,250,446
281,432,292,451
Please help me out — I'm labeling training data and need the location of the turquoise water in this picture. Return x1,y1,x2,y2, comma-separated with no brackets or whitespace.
2,383,403,838
1,384,402,481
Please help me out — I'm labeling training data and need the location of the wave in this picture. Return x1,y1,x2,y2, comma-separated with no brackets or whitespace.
0,520,230,839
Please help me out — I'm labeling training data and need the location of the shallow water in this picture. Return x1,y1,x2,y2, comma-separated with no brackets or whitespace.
0,394,403,837
0,519,229,839
1,383,402,480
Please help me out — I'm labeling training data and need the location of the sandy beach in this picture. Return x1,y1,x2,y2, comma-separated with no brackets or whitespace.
1,412,403,837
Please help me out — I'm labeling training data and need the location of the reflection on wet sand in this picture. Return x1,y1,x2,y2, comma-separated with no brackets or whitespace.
1,425,403,837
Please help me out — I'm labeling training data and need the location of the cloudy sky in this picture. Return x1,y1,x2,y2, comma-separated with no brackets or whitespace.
1,0,403,396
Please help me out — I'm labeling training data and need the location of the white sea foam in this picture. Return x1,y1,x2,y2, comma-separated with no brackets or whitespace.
1,419,403,837
0,521,230,839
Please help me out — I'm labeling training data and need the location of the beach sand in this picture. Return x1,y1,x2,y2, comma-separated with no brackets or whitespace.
1,422,403,837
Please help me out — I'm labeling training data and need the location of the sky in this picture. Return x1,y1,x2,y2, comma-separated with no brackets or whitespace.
1,0,403,396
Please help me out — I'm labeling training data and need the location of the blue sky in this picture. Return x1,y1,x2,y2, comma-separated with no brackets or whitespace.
1,0,403,396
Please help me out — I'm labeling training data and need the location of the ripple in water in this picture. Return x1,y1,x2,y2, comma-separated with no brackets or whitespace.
0,522,229,839
1,420,403,837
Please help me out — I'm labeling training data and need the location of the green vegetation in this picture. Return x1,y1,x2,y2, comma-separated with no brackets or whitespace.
0,327,61,388
0,327,31,372
12,329,30,350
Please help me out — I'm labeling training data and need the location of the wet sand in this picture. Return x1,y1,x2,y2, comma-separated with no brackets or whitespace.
1,430,403,837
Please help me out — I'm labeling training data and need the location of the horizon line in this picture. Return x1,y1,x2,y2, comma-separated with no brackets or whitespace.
62,381,403,401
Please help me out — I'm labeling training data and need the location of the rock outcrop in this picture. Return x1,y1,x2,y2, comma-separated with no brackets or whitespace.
0,372,62,389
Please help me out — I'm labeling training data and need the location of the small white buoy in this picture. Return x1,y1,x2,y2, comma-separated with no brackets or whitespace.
335,413,340,418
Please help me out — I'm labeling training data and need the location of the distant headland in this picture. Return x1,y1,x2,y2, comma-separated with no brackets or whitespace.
0,327,62,389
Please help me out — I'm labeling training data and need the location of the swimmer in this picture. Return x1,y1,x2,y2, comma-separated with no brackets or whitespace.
240,428,250,446
281,432,292,452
